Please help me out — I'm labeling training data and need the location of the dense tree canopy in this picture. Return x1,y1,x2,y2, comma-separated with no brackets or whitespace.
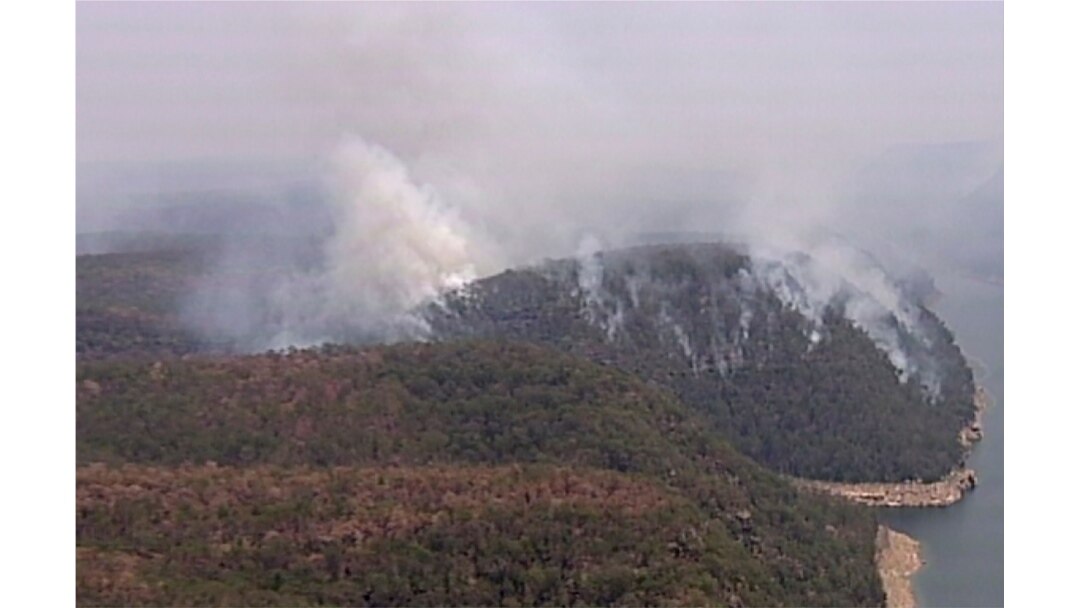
74,240,979,605
427,244,977,482
78,341,883,607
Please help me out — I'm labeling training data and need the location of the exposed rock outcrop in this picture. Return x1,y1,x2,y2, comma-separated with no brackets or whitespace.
876,525,923,608
960,386,989,449
798,467,977,508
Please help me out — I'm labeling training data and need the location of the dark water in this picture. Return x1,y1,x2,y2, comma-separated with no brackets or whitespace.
879,274,1004,607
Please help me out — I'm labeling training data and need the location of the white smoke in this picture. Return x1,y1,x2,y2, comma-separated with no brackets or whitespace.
319,137,478,331
660,305,698,373
747,235,937,390
184,136,482,349
575,234,605,323
179,135,945,396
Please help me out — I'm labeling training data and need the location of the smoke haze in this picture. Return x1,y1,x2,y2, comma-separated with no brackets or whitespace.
77,2,1003,352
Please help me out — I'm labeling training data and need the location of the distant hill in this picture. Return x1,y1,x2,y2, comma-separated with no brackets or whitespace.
76,249,211,358
76,231,223,255
77,341,883,607
76,241,321,358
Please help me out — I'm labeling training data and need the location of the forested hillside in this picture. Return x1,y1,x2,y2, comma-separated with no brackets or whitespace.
77,341,883,607
76,241,977,483
426,243,977,482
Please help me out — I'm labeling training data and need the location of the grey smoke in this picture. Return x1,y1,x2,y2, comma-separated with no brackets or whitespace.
77,2,1002,366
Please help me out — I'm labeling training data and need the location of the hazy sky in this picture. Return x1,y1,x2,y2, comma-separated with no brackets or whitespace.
78,1,1003,265
78,2,1002,159
76,1,1004,351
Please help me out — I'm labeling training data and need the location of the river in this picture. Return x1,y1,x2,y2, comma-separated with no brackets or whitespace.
880,272,1004,607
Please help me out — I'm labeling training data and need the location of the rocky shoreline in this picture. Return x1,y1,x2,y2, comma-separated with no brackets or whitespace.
876,526,924,608
797,388,990,607
960,386,989,450
796,387,990,508
796,467,977,508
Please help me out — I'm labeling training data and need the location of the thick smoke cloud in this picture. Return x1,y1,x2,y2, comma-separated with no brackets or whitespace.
322,138,479,325
78,2,1003,358
183,137,483,349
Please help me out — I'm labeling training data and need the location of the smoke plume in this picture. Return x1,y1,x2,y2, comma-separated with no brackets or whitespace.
78,2,1002,377
183,137,483,349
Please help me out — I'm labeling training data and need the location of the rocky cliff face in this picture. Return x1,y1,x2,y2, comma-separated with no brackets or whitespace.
424,242,978,483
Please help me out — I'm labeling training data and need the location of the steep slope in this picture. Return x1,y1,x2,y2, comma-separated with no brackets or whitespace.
77,341,883,607
425,243,977,482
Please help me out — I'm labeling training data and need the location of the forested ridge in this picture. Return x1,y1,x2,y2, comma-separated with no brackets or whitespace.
427,243,977,482
76,243,978,482
78,341,883,607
